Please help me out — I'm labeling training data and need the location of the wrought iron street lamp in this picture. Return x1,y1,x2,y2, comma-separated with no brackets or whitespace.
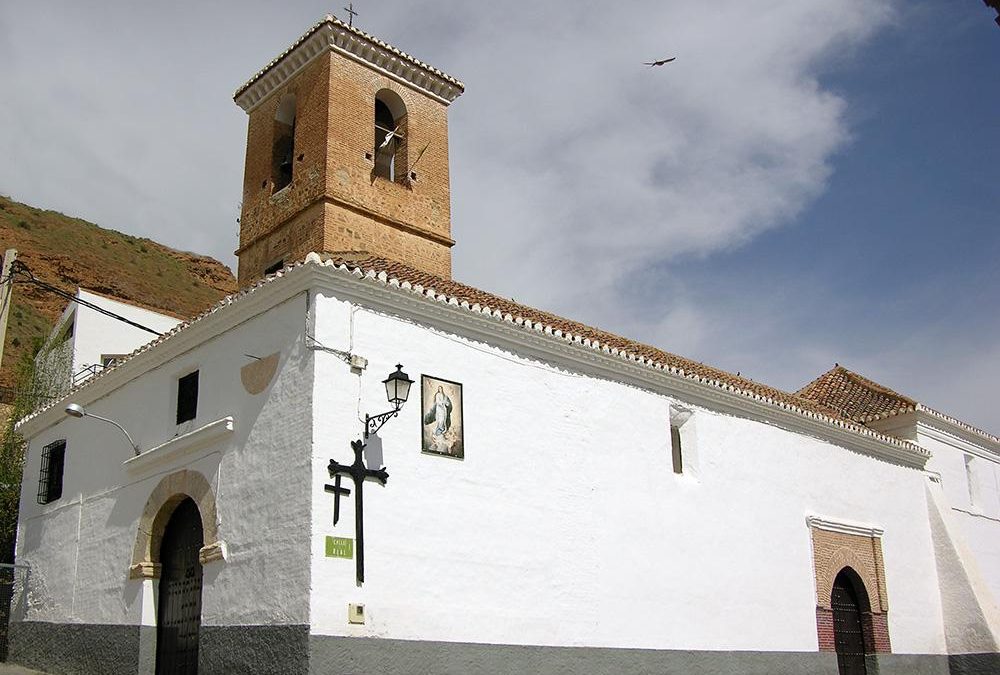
65,403,140,456
365,364,414,439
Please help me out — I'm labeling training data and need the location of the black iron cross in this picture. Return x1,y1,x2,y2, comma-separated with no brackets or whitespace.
343,3,358,27
326,439,388,584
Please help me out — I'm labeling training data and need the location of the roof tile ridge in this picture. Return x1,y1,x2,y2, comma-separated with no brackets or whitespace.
794,364,847,397
839,366,917,407
915,403,1000,445
322,256,861,425
21,261,300,422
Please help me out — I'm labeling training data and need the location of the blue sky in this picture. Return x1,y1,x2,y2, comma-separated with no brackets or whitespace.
0,1,997,431
627,2,1000,427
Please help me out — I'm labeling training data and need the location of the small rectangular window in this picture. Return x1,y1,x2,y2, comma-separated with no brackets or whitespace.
965,454,980,507
37,440,66,505
264,259,284,275
670,424,683,474
176,370,199,424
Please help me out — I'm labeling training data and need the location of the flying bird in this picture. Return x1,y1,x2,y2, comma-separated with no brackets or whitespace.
644,57,676,67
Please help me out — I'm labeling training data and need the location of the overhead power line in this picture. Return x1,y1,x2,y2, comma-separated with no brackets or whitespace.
8,261,164,337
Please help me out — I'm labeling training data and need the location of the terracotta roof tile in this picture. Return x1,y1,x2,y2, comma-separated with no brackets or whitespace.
332,255,849,421
24,254,937,462
796,365,916,423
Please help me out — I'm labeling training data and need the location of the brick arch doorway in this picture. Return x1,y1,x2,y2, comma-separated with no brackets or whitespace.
831,567,873,675
156,497,204,675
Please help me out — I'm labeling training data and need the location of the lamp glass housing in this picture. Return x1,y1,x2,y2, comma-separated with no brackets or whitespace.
383,364,413,407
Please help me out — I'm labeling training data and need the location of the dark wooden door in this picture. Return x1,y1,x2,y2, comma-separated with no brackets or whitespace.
832,573,867,675
156,498,204,675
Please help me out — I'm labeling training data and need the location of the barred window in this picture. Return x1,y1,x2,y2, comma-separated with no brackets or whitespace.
37,440,66,505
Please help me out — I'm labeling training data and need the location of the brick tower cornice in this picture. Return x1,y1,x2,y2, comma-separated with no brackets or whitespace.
234,15,465,112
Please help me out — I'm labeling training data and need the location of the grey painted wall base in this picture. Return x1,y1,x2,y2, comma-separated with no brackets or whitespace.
200,624,309,674
6,621,993,675
948,653,1000,675
310,636,842,675
8,622,310,675
308,637,974,675
9,621,139,675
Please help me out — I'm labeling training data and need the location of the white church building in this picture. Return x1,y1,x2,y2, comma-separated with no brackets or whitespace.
9,16,1000,675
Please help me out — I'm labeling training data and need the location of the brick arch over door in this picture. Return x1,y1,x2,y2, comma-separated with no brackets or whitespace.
817,547,884,613
129,469,225,579
809,524,891,655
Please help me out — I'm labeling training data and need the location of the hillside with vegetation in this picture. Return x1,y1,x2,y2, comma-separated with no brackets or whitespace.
0,194,237,392
0,194,236,561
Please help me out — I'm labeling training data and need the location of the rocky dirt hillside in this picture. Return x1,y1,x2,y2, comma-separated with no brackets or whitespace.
0,194,237,392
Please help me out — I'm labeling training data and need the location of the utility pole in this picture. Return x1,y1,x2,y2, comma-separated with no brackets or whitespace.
0,249,17,374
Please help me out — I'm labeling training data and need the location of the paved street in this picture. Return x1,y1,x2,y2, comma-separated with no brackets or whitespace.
0,664,47,675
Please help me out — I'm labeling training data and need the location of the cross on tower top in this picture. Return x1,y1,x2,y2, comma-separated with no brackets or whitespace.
343,3,359,27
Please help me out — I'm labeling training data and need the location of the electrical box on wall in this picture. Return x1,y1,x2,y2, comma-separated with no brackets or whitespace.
348,603,365,624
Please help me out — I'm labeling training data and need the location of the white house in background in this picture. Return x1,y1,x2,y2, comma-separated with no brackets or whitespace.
8,15,1000,675
35,288,181,395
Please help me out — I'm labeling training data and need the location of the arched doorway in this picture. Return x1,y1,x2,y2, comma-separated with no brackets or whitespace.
156,497,204,675
831,568,870,675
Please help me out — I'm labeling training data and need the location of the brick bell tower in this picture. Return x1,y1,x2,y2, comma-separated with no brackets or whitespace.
233,15,465,287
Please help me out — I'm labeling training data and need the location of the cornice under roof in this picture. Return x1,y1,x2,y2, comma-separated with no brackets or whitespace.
234,15,465,111
18,254,931,469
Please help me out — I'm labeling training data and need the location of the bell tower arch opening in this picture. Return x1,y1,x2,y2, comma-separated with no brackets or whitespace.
374,89,407,182
271,94,297,193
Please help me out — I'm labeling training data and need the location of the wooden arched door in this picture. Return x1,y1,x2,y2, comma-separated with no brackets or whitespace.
831,569,868,675
156,498,204,675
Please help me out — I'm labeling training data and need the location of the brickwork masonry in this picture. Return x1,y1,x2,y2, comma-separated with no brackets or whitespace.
811,526,892,654
237,53,454,287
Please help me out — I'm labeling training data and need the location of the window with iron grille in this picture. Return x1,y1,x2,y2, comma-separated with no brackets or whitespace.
37,440,66,505
176,371,199,424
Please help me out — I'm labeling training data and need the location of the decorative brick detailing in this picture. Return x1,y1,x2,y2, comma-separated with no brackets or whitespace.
235,31,460,287
810,521,891,654
869,611,891,653
129,469,221,578
816,607,836,651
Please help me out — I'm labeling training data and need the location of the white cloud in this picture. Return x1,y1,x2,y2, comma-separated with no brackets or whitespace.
445,0,896,313
23,1,1000,434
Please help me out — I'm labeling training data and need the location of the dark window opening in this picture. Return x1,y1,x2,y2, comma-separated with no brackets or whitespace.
271,95,296,193
176,371,199,424
670,424,683,474
264,260,284,276
37,440,66,505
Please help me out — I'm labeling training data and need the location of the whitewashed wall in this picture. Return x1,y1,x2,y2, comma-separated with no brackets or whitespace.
16,292,314,629
69,289,181,375
917,428,1000,607
309,292,948,654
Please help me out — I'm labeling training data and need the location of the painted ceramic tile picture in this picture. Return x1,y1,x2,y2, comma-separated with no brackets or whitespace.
421,375,464,458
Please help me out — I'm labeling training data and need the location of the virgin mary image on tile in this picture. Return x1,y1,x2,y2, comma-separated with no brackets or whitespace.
421,375,464,458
